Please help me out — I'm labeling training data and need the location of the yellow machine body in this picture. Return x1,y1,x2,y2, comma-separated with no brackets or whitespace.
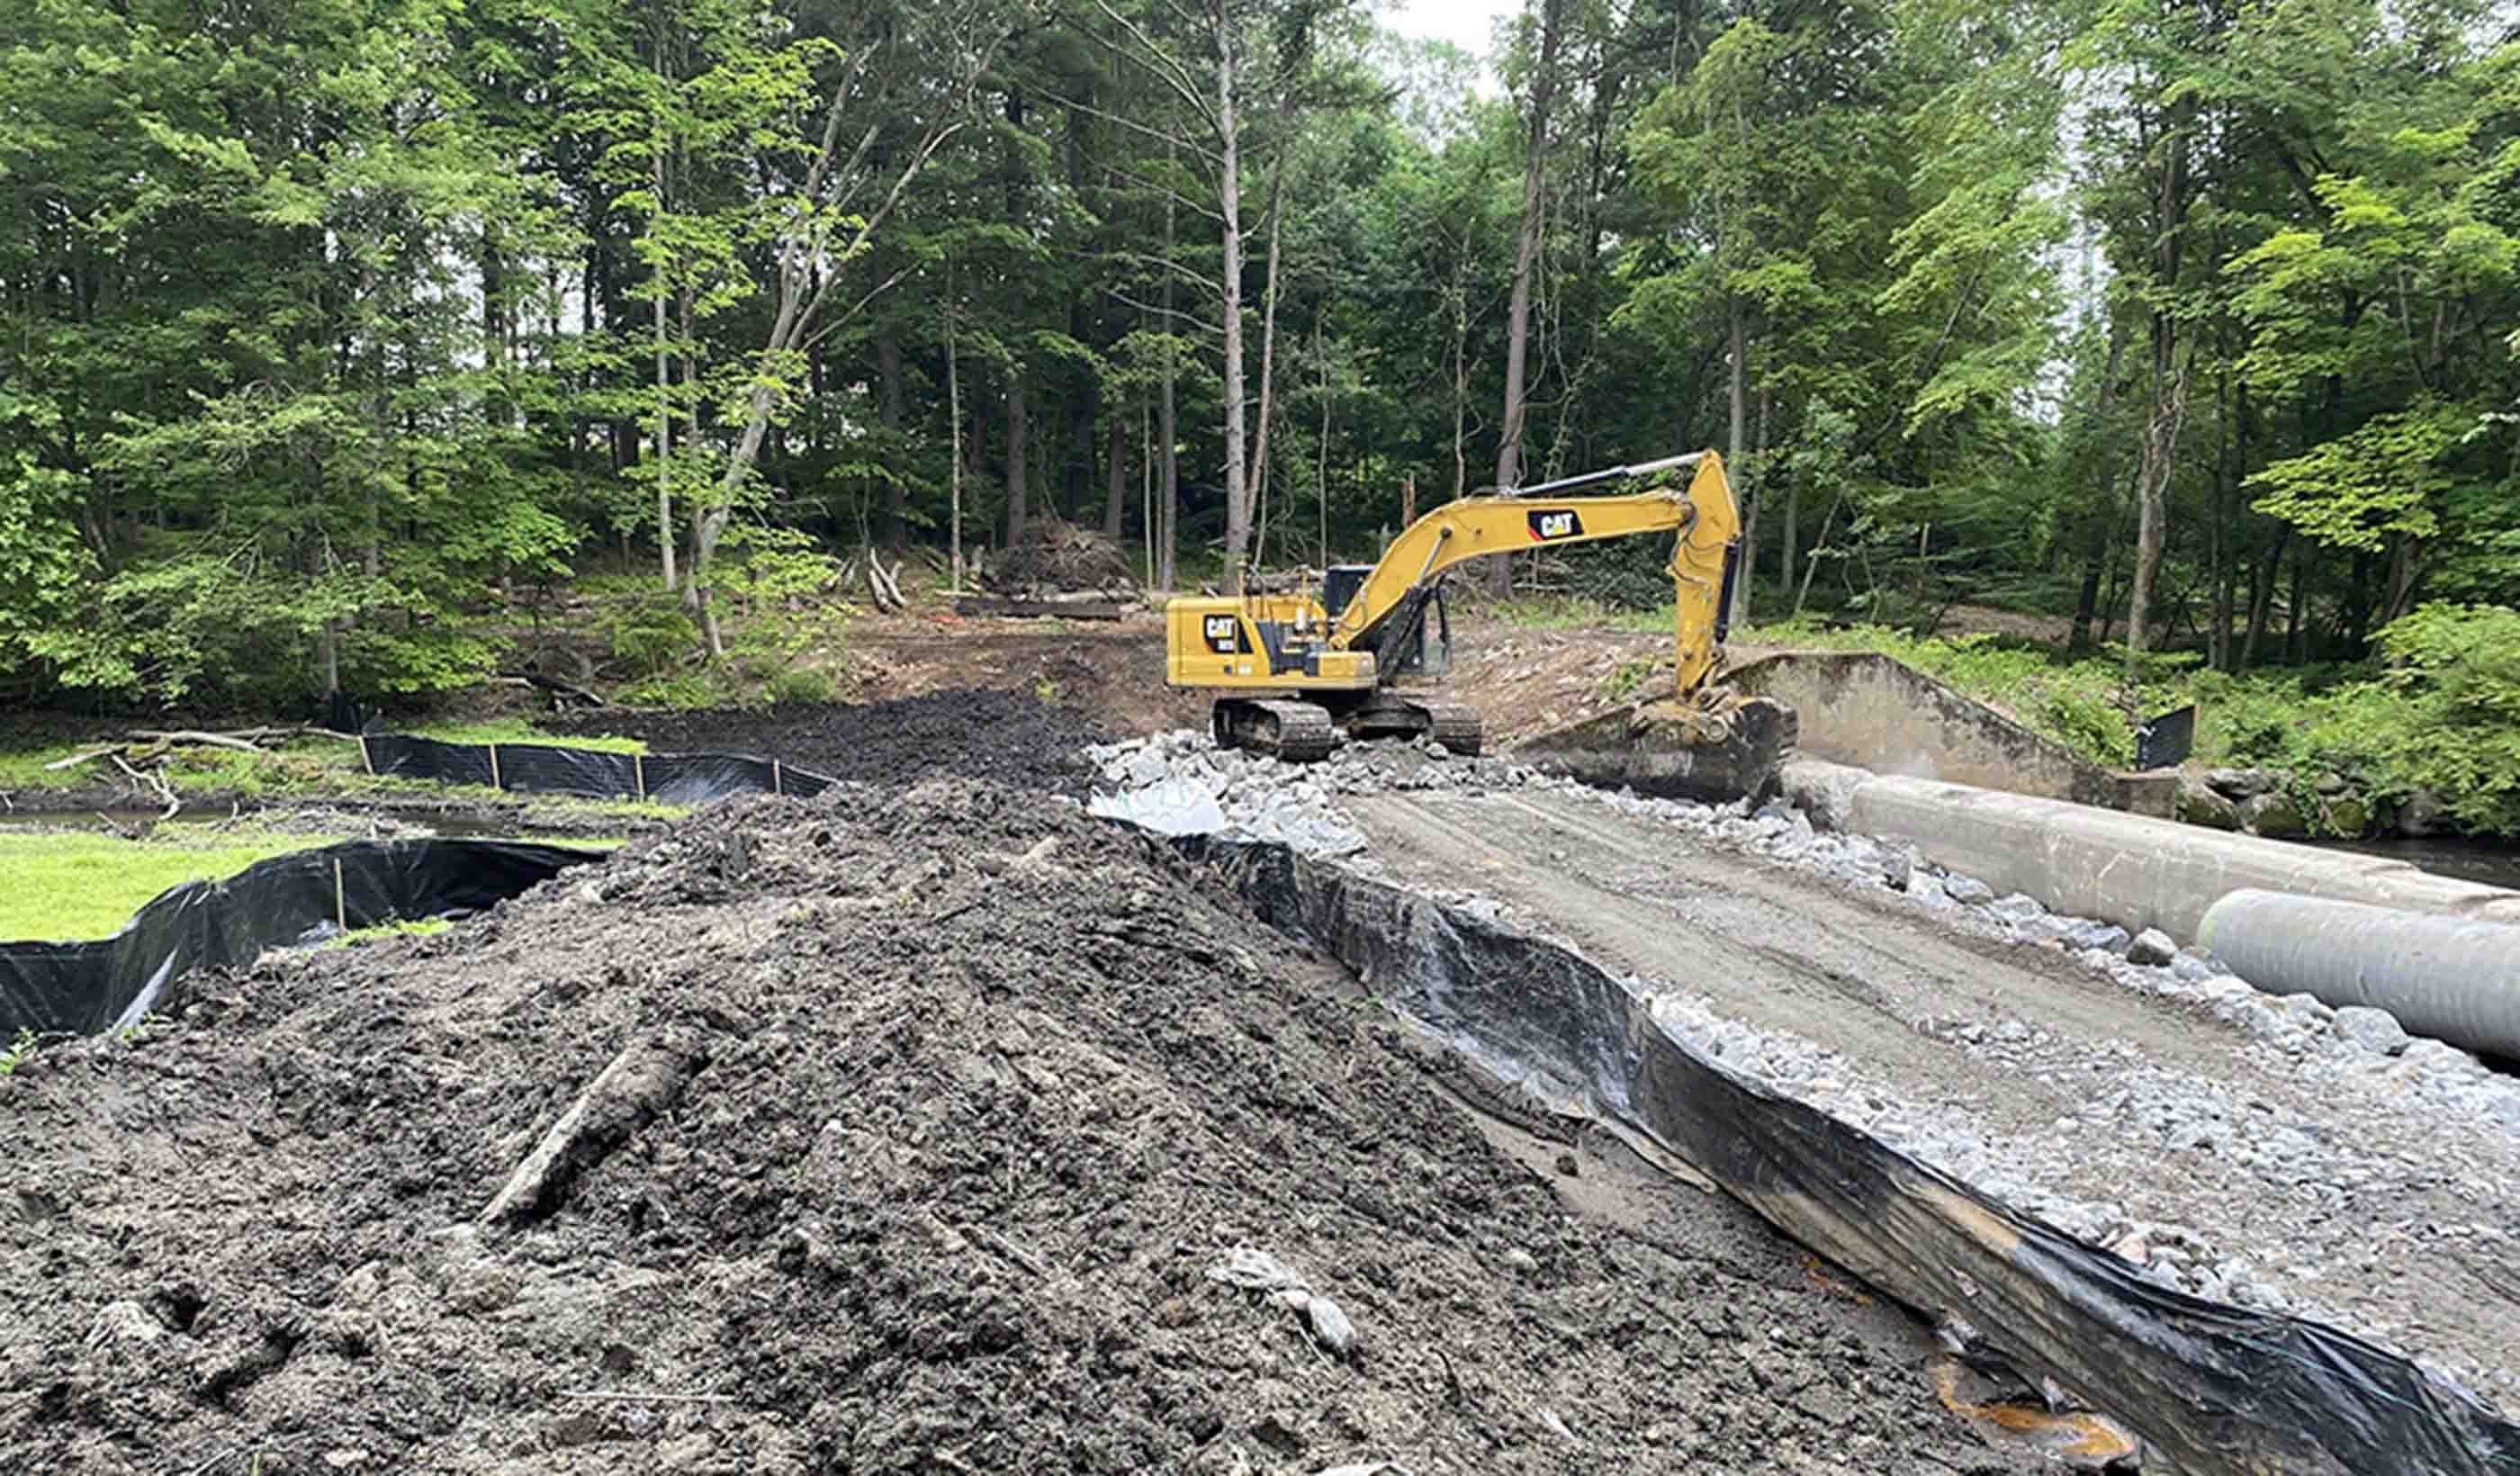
1163,593,1381,693
1161,451,1742,760
1164,453,1738,697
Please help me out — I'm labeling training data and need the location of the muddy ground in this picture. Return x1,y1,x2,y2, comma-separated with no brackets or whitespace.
2,776,2056,1475
548,688,1113,798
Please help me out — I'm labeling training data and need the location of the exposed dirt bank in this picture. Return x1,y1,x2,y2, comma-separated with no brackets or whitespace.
1,781,2046,1474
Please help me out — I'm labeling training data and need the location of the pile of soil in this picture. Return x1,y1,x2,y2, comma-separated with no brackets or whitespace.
551,689,1112,797
2,780,2041,1474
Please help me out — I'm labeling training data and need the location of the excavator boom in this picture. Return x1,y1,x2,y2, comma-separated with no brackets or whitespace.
1328,451,1740,700
1163,449,1786,795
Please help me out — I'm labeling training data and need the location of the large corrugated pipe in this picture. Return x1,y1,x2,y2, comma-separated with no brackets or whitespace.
2198,888,2520,1058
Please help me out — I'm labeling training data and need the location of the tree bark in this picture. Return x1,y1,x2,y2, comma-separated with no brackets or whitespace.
947,270,964,591
2286,536,2308,663
1725,302,1752,627
1004,374,1031,544
2125,100,2194,678
1101,409,1128,539
652,151,677,593
2384,532,2418,626
2126,353,2187,676
1215,0,1250,579
2068,318,2130,652
1158,162,1180,591
877,324,907,549
1247,156,1290,561
1450,274,1471,500
1494,0,1566,594
2243,526,2283,669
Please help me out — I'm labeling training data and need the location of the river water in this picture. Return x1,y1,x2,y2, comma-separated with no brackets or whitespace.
2312,835,2520,892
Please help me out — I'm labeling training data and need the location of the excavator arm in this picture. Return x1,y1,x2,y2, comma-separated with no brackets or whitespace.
1331,451,1742,697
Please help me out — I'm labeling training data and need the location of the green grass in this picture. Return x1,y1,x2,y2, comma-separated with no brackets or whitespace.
1490,595,1676,633
319,916,456,950
0,827,632,945
0,718,644,799
406,719,647,754
0,825,349,940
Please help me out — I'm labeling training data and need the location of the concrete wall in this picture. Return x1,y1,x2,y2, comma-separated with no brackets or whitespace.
1731,651,2126,807
1785,760,2520,941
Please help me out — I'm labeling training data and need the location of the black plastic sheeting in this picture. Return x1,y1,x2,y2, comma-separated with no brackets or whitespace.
357,734,836,806
0,840,604,1039
1198,836,2520,1476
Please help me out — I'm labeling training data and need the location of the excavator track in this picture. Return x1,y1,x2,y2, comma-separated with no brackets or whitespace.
1212,698,1338,762
1343,696,1485,756
1418,702,1485,756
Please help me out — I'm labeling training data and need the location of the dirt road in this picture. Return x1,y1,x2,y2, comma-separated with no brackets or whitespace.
1345,786,2520,1407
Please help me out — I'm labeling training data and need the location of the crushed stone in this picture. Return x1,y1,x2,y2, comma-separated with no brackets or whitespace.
1084,730,2520,1409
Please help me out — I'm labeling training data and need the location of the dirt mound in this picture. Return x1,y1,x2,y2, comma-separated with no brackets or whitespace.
0,781,2039,1474
990,515,1137,594
550,688,1111,796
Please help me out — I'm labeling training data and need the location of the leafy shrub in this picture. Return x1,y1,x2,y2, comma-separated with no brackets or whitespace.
765,666,837,706
607,599,700,677
2326,603,2520,832
624,672,716,708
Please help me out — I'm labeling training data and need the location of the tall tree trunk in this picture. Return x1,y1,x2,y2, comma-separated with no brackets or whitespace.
947,272,965,590
1495,0,1566,556
1724,298,1750,627
1450,278,1471,499
2068,318,2130,652
2243,526,2283,669
482,238,510,428
2126,106,2194,678
1004,374,1030,544
1159,176,1180,591
1318,334,1333,570
2127,351,2188,677
652,157,677,592
2286,536,2308,663
1102,410,1128,539
878,324,907,549
2070,514,2110,652
1214,0,1250,578
2384,533,2418,626
1248,156,1290,554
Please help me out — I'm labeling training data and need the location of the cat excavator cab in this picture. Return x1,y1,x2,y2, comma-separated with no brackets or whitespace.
1163,451,1775,785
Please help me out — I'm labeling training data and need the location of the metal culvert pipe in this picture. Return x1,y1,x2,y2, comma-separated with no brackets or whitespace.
2198,888,2520,1058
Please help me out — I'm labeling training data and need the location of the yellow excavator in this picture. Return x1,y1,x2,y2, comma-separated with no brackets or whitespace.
1163,450,1793,798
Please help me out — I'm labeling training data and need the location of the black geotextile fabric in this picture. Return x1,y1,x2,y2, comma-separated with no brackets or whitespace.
359,734,835,806
1194,837,2520,1476
0,840,603,1039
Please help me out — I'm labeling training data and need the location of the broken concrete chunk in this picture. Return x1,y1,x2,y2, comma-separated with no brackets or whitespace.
2127,928,2177,967
2330,1005,2410,1057
1305,1293,1358,1359
1943,874,1995,905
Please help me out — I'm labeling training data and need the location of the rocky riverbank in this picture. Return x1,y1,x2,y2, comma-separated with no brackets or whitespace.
2176,765,2454,842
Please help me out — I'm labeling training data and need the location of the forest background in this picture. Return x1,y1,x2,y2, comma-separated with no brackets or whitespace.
4,0,2520,832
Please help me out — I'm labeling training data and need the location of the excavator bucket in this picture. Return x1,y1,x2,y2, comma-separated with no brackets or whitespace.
1510,691,1797,806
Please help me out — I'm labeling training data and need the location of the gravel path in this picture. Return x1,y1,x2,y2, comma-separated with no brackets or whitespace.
1085,731,2520,1416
